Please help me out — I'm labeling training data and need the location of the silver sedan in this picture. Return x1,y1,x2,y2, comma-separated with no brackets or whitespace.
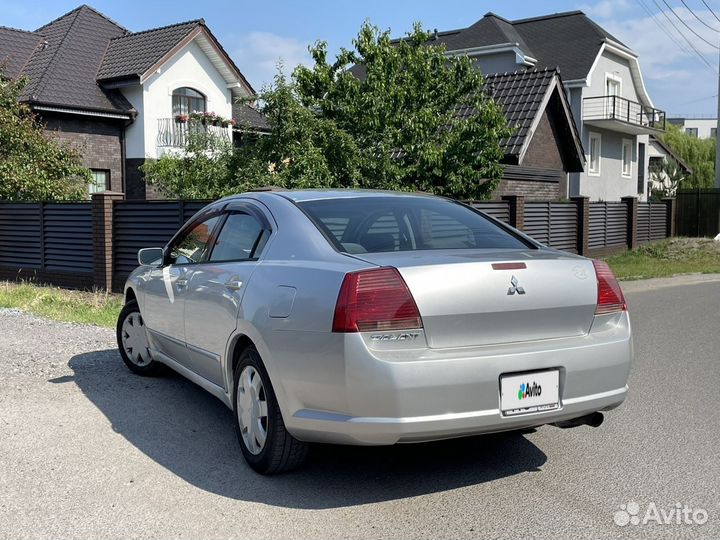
117,190,632,474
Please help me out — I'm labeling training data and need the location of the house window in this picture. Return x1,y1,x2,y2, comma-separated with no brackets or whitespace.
711,127,717,138
622,139,633,178
172,87,206,115
685,127,698,137
89,169,110,194
588,132,601,176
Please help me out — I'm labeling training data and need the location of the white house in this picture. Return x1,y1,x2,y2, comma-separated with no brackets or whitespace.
0,5,263,198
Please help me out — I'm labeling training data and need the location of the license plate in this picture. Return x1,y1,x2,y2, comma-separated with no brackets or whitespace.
500,370,560,416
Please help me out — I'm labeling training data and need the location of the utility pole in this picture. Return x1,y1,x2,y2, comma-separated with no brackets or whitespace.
716,43,720,188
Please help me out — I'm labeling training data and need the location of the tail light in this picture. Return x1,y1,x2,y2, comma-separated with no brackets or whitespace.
592,260,627,315
332,267,423,332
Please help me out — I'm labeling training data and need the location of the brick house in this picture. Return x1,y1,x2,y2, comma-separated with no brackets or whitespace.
0,4,263,199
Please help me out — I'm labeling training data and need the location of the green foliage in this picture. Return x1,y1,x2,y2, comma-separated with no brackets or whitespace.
0,74,90,201
660,123,716,189
144,22,511,200
142,124,236,199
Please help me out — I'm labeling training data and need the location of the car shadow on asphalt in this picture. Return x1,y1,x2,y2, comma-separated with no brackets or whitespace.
61,349,547,509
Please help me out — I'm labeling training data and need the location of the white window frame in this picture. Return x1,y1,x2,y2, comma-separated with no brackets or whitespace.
621,139,633,178
89,169,110,194
604,73,622,118
588,132,602,176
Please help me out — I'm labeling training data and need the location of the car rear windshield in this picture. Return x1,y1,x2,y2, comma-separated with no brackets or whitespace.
296,196,530,253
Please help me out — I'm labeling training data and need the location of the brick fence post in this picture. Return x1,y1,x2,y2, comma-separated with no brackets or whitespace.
571,196,590,256
92,191,124,291
502,194,525,231
621,196,638,250
662,198,676,238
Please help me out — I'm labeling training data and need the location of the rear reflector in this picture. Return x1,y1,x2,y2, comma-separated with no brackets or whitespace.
592,260,627,315
332,267,423,333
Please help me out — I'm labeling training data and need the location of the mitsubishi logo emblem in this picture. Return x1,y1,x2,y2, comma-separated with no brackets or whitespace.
507,275,526,295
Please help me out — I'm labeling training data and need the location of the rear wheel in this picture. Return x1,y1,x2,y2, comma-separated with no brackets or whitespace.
233,347,308,474
116,300,160,375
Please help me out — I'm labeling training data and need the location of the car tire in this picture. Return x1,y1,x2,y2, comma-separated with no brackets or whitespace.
116,300,160,376
233,347,308,474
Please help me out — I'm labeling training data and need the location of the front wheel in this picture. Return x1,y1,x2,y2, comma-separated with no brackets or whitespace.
233,348,308,474
116,300,160,375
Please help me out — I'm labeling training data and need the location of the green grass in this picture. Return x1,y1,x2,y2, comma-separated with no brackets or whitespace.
0,281,123,327
606,238,720,280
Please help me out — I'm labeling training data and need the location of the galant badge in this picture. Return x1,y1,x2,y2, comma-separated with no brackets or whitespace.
507,275,526,295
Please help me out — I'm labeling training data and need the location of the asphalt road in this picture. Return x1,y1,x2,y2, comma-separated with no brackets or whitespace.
1,277,719,539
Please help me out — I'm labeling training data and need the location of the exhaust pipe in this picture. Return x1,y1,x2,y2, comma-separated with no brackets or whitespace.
553,411,604,429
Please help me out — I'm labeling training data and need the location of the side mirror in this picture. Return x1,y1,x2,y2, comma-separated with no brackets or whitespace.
138,247,164,267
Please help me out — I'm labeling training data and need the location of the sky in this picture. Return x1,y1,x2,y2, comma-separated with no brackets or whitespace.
2,0,719,117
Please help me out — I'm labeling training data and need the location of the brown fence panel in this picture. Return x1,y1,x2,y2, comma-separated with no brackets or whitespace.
0,203,42,268
469,201,510,224
523,202,578,253
589,202,627,251
113,200,209,290
43,203,93,272
649,203,667,241
637,203,651,244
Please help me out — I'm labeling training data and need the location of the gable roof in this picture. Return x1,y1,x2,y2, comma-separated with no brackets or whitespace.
436,11,628,83
0,4,253,116
649,135,693,175
456,69,584,171
96,20,201,82
0,26,43,79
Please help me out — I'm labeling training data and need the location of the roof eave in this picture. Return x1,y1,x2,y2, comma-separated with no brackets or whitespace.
444,43,537,67
28,101,135,120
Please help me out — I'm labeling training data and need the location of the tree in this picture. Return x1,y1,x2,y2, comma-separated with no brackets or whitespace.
660,123,715,189
144,22,511,200
0,73,90,201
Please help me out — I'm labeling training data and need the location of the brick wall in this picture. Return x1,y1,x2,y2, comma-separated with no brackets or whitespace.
493,178,560,200
522,109,565,171
40,112,124,193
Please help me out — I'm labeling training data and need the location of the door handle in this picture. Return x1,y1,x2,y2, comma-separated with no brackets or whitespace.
175,278,188,288
224,279,243,291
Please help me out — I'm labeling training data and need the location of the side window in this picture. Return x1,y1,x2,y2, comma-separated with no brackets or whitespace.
169,215,221,265
209,212,266,262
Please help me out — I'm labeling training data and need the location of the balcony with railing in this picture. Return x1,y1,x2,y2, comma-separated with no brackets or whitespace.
156,118,230,149
583,95,666,135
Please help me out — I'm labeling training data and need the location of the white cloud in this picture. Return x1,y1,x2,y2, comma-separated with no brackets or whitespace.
581,0,633,19
584,1,719,115
231,32,314,91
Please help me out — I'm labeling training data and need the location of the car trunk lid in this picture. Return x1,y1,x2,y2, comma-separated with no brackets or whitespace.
349,249,598,348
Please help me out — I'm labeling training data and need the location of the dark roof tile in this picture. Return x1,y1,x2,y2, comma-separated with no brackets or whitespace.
97,20,201,81
20,5,130,113
232,102,269,131
439,11,628,81
455,69,556,156
0,26,43,79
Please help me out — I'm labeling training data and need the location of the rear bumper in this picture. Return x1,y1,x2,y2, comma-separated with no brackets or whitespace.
283,313,633,445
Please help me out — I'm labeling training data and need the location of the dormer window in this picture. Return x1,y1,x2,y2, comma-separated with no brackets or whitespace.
172,87,206,115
